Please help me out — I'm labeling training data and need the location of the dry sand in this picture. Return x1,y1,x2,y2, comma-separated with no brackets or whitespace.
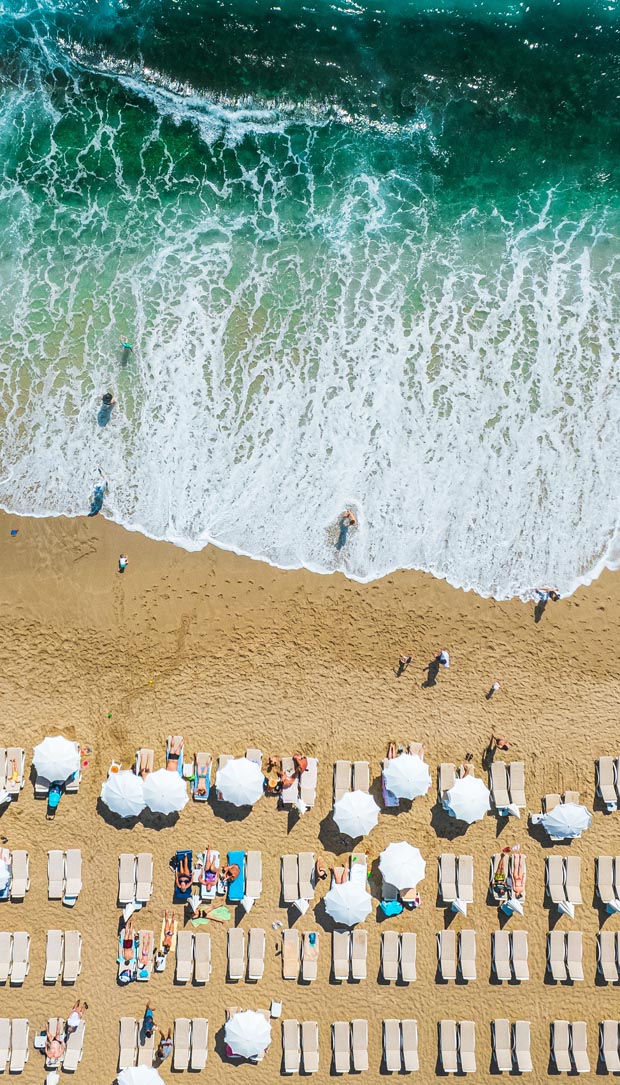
1,509,620,1083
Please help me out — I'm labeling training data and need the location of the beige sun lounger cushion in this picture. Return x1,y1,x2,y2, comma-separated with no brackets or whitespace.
601,1021,620,1073
282,929,300,980
458,855,474,902
5,749,25,795
333,931,350,982
548,931,567,983
493,931,511,982
400,931,417,983
176,930,194,984
352,761,370,793
597,757,617,805
137,1029,155,1067
459,930,476,982
547,856,566,903
511,930,529,982
10,852,29,899
298,852,315,900
438,930,457,981
9,1019,28,1073
0,934,10,983
135,853,153,902
566,931,584,982
565,856,582,904
246,851,262,899
45,929,63,984
194,931,211,984
227,928,245,982
48,850,65,900
493,1019,512,1072
300,757,318,806
173,1017,191,1071
402,1019,419,1073
382,931,399,982
508,761,526,806
64,1020,85,1072
598,931,619,983
119,1017,138,1069
459,1021,476,1073
283,1019,301,1075
384,1019,401,1074
351,929,367,981
302,1021,319,1074
514,1020,532,1073
0,1019,9,1073
352,1019,368,1072
597,856,615,903
64,849,82,903
63,929,82,983
439,854,457,902
302,932,319,982
190,1018,208,1071
334,760,352,802
10,932,29,985
333,1021,350,1074
553,1020,571,1072
118,853,136,904
440,1020,458,1074
280,756,299,804
248,928,265,981
281,854,299,904
544,793,561,812
491,761,510,808
571,1021,589,1073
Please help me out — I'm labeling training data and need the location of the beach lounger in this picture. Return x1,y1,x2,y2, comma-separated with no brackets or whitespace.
173,849,194,903
227,928,245,982
176,930,195,984
190,1018,208,1071
135,929,153,981
246,748,263,769
552,1021,571,1073
64,849,82,905
0,1019,9,1073
63,929,82,983
280,756,299,805
10,851,29,900
439,854,457,903
493,1019,512,1072
333,931,350,982
302,1021,319,1074
571,1021,589,1073
248,928,265,981
597,856,615,904
598,931,619,983
384,1019,401,1073
283,1019,301,1075
282,929,300,980
382,931,399,982
282,854,299,904
246,851,262,900
9,1019,28,1073
459,929,476,982
118,853,136,904
5,749,25,796
333,1021,350,1074
513,1021,532,1073
564,789,580,805
135,748,154,778
300,757,318,807
119,1017,138,1069
0,751,5,790
601,1021,620,1072
48,850,65,900
511,930,529,982
302,932,319,982
400,931,417,982
45,929,63,984
490,762,510,810
192,752,212,801
173,1017,191,1071
597,757,618,809
227,850,245,903
547,856,566,903
352,760,370,793
135,853,153,903
440,1020,458,1074
548,931,567,982
566,931,584,981
10,932,28,984
137,1029,155,1067
437,930,457,981
493,930,512,982
298,852,315,900
334,760,352,802
351,929,367,981
508,761,526,807
459,1021,476,1073
458,855,474,903
0,934,11,983
64,1019,85,1072
565,856,582,904
352,1019,368,1072
544,793,561,813
402,1019,419,1072
439,763,456,804
194,931,211,984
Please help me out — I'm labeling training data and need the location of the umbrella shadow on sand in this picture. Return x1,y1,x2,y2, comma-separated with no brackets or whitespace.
430,801,471,840
95,797,142,831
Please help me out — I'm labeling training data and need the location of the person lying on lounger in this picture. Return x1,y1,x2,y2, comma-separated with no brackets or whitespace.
166,736,184,771
199,849,220,889
7,759,19,785
333,866,349,884
162,911,176,950
175,855,192,892
46,1021,66,1061
220,863,241,884
122,920,137,961
139,931,153,968
137,751,152,779
194,756,210,795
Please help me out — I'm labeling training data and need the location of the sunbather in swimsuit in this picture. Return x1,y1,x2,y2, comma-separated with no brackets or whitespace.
138,751,152,779
195,758,210,794
46,1020,66,1061
167,736,184,771
162,911,175,950
200,849,219,887
175,855,192,892
293,753,308,775
511,853,525,896
7,759,19,785
122,920,136,961
139,931,153,967
221,864,241,884
333,866,348,884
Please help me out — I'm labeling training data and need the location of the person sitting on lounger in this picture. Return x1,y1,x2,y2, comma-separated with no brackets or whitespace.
316,856,328,881
167,736,184,771
333,866,349,884
162,911,175,951
221,863,241,884
195,756,210,795
7,759,19,785
137,751,152,779
122,920,137,961
200,849,219,889
46,1020,66,1061
264,756,282,795
175,855,192,893
293,752,308,775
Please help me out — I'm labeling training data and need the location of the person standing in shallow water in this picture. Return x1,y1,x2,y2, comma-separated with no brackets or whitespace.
336,509,357,550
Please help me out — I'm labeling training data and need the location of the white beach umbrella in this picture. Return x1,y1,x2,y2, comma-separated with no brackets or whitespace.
117,1067,165,1085
502,896,524,916
224,1009,272,1059
452,898,467,916
558,900,575,919
334,790,380,837
142,769,188,814
100,771,145,818
607,899,620,915
216,757,264,807
506,803,520,819
382,754,431,800
540,803,592,839
324,881,372,926
379,842,426,891
0,859,10,892
446,775,491,824
33,735,79,783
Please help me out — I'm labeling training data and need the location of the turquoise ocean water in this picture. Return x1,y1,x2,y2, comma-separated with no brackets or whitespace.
1,0,620,597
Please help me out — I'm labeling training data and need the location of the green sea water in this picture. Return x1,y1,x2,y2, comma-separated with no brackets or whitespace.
1,0,620,596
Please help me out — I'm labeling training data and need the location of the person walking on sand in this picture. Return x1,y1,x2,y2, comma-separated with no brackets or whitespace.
491,732,510,751
143,1001,156,1038
396,653,412,677
66,1001,87,1034
486,680,501,699
118,554,129,573
436,649,450,668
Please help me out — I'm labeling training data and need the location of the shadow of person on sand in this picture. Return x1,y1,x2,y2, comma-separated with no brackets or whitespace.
423,658,440,688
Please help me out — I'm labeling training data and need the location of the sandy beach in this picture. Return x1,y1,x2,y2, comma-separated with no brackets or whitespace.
2,508,620,1083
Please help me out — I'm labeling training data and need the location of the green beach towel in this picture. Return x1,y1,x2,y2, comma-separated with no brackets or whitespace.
191,906,230,926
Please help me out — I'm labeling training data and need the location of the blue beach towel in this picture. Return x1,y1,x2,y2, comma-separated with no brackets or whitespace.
226,850,245,903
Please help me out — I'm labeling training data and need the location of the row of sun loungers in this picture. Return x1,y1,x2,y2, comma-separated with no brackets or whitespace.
175,930,212,983
333,1020,369,1073
492,931,529,981
547,931,584,982
0,1020,29,1073
383,1019,419,1073
597,756,620,811
227,928,265,981
437,930,476,982
0,932,29,984
332,930,368,981
44,929,82,984
47,849,82,905
439,1020,476,1073
552,1021,590,1073
282,1020,319,1074
489,761,526,810
0,850,29,901
493,1020,532,1072
334,760,370,801
0,748,25,795
381,931,417,982
281,929,319,981
438,854,473,904
118,852,153,904
119,1016,208,1070
281,853,315,904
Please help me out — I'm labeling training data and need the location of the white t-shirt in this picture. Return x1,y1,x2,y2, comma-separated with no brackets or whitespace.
67,1012,80,1030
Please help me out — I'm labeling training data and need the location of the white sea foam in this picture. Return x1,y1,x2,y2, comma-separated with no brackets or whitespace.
2,59,620,599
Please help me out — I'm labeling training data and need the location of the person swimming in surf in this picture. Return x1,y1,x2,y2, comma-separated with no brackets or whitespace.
88,470,108,517
336,509,357,550
120,336,133,352
98,392,116,427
